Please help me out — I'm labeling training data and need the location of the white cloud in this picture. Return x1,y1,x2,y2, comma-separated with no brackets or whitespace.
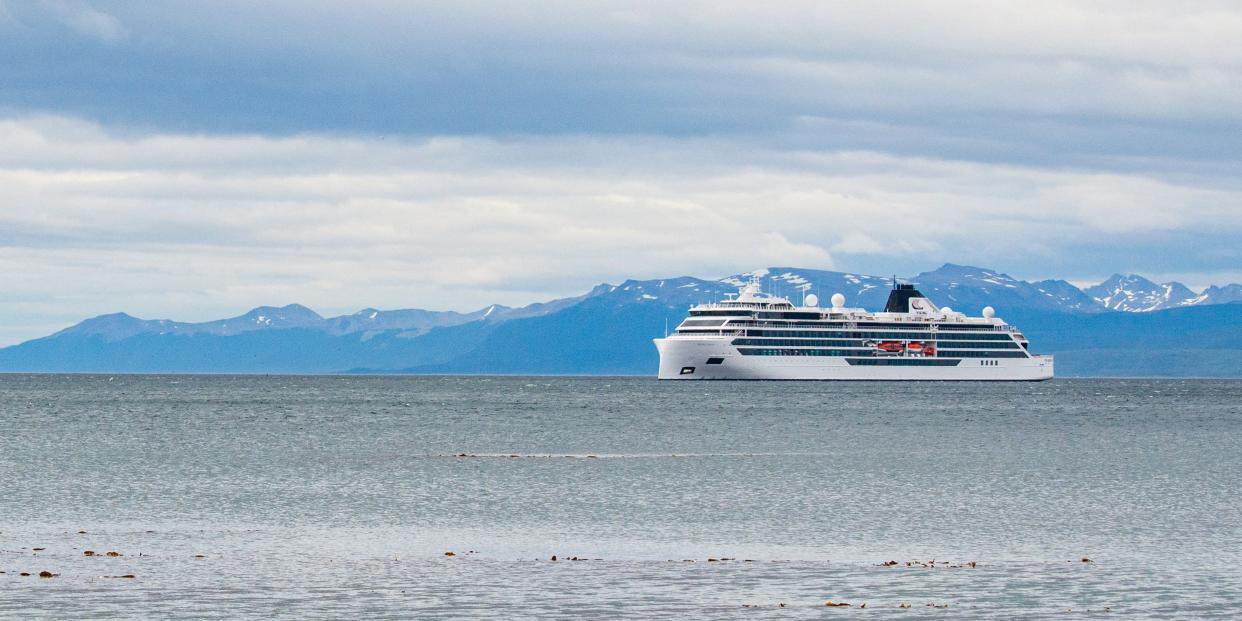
39,0,126,42
1,115,1241,345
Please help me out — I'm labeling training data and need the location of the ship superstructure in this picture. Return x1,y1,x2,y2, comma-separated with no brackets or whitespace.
654,278,1053,380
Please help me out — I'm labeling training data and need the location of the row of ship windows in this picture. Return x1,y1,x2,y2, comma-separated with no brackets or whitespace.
695,312,1003,327
678,329,1017,341
847,358,960,367
741,330,1016,341
687,312,1003,331
920,350,1029,358
730,338,1021,349
943,352,1033,357
689,310,753,317
729,322,1003,331
734,338,859,348
727,322,1005,332
739,348,853,357
682,322,1005,334
755,312,823,320
680,319,729,326
737,348,1029,358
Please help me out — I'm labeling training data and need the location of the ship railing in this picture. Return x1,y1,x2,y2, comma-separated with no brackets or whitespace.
692,301,792,310
672,329,744,337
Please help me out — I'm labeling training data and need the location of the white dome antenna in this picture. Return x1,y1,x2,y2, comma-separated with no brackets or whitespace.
804,293,819,307
982,306,996,318
831,293,846,309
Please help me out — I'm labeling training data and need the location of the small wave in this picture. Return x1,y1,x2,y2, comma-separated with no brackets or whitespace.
437,452,826,459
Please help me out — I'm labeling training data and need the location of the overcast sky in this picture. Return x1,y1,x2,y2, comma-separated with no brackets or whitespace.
2,1,1241,344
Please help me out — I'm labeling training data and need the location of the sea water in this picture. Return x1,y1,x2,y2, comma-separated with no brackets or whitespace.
1,375,1240,618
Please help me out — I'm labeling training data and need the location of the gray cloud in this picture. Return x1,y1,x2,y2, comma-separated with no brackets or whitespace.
1,2,1240,170
1,3,1241,343
1,115,1240,345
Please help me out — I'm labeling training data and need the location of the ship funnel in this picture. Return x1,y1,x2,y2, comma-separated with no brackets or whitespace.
883,284,938,314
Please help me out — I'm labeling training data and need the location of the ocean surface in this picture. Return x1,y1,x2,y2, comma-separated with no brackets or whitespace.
2,375,1240,619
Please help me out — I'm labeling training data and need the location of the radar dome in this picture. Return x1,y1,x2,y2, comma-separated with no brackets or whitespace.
941,306,953,314
982,306,996,318
804,293,819,307
831,293,846,308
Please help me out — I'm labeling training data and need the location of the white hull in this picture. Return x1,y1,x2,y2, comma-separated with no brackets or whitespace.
655,336,1053,381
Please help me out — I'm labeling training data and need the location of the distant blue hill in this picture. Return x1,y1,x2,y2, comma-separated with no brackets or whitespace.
2,264,1240,377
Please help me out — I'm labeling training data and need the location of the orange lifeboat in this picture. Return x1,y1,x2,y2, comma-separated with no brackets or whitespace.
907,342,924,352
876,341,904,353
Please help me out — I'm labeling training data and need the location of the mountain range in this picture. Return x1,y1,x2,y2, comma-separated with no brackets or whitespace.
1083,273,1242,312
2,264,1240,377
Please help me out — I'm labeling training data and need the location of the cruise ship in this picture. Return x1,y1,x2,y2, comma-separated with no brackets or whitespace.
654,278,1053,381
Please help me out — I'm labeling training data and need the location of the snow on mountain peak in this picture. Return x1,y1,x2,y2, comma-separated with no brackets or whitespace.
1083,274,1199,312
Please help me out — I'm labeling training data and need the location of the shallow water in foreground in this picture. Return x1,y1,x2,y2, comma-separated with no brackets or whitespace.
1,375,1240,618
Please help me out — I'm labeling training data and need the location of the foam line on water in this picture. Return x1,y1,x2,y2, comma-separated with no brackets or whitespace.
436,452,829,459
